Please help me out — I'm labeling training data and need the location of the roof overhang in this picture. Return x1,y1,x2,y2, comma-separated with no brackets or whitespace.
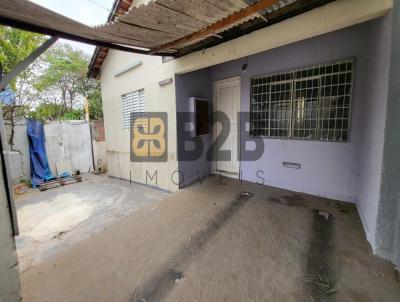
88,0,135,79
90,0,343,78
0,0,340,79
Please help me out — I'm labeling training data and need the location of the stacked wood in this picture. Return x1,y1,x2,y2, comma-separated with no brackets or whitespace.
38,175,82,191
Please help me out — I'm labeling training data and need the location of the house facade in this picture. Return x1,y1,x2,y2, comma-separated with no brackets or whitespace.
90,0,400,266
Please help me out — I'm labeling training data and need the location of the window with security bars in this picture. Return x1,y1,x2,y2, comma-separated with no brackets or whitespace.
250,58,354,142
121,88,146,129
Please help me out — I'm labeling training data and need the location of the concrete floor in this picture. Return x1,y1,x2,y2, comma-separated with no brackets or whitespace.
18,176,400,301
15,174,169,273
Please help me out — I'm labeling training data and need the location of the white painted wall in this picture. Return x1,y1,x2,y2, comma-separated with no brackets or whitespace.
3,118,30,184
0,155,21,300
45,121,93,175
93,140,107,171
100,52,178,191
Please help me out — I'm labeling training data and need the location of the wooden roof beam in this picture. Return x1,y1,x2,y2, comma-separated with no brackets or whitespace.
150,0,281,54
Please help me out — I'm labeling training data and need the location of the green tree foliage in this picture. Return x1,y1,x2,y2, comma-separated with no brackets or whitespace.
28,103,82,122
61,108,84,121
87,87,103,120
34,43,101,120
0,26,45,147
0,26,45,90
0,27,103,123
28,103,61,122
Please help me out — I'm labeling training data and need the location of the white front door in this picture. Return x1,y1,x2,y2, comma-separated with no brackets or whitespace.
213,76,241,177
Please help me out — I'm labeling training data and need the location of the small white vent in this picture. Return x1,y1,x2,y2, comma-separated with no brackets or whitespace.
283,162,301,169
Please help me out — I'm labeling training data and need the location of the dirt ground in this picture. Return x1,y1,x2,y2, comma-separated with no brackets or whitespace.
14,174,168,273
20,176,399,301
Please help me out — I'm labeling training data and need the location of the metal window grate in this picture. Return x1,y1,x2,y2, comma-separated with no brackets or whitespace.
121,88,146,129
250,58,354,142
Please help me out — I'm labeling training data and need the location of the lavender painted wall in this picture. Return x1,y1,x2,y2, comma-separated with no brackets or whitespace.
375,0,400,266
208,21,375,203
175,17,392,251
175,70,211,186
356,14,392,248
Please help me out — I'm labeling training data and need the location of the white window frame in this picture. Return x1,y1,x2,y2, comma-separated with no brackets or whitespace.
121,88,145,129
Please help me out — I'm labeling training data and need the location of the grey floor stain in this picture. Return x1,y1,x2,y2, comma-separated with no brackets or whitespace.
131,191,254,302
268,194,307,208
268,197,281,204
301,209,336,301
282,195,307,208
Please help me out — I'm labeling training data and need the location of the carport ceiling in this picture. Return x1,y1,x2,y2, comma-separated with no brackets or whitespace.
0,0,334,78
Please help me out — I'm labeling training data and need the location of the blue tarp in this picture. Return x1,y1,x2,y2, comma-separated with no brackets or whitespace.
0,86,16,105
27,119,54,187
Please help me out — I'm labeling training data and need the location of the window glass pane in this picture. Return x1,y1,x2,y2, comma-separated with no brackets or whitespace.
292,78,319,140
249,58,354,142
270,81,291,138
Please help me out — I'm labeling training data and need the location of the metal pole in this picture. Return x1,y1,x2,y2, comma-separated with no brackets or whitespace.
0,106,19,235
0,36,58,91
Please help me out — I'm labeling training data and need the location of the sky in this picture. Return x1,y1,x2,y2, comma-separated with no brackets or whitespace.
30,0,115,55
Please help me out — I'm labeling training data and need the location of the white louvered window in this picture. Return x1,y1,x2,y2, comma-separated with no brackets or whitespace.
121,89,146,129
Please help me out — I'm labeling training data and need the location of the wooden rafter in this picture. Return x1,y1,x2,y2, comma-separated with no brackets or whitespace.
149,0,281,54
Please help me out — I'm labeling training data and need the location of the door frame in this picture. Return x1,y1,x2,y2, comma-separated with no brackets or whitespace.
211,76,241,176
